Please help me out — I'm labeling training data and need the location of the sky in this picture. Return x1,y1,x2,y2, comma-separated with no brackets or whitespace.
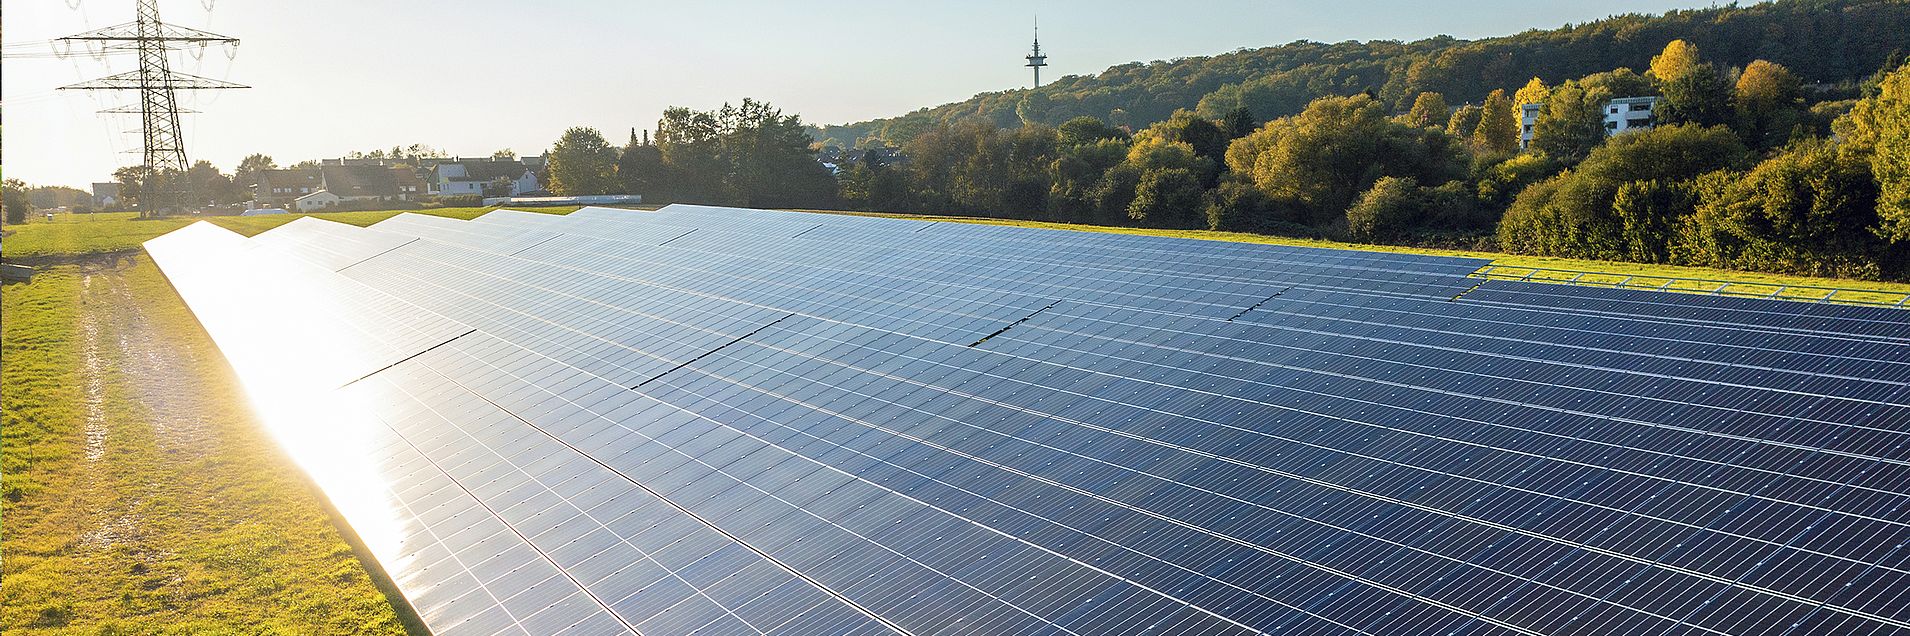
4,0,1733,189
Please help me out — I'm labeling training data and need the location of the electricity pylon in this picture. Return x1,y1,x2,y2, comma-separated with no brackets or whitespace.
58,0,245,216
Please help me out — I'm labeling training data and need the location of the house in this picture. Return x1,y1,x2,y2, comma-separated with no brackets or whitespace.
291,165,432,212
1520,96,1661,149
391,168,429,199
319,165,399,200
1603,96,1659,135
91,182,120,208
254,168,324,206
431,160,539,196
293,190,344,212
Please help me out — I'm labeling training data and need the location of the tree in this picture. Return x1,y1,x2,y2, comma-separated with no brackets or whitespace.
1500,124,1749,260
1056,116,1127,146
1222,107,1257,139
1734,60,1805,150
616,129,666,201
1648,39,1701,81
1672,139,1896,278
1529,80,1610,161
27,186,92,210
1240,94,1467,225
113,166,153,210
1610,179,1692,263
838,150,909,212
1346,176,1420,240
113,165,184,214
491,148,517,160
1126,168,1205,228
1514,77,1551,108
233,153,276,193
1206,181,1297,233
1446,104,1483,139
1472,89,1519,154
546,126,620,195
1403,92,1450,129
716,99,838,207
1048,138,1129,222
1659,63,1735,127
1475,152,1564,208
1133,110,1228,172
1840,61,1910,242
656,106,726,202
184,160,236,205
902,119,1058,216
2,179,32,225
1580,68,1655,99
651,99,837,207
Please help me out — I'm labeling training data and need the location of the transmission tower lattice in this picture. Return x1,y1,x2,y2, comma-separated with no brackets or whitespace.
58,0,245,215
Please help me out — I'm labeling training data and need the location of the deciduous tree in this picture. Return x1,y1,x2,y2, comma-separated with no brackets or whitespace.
1403,92,1450,129
1837,61,1910,241
1648,39,1701,81
1472,89,1520,154
1733,60,1805,150
1659,64,1735,127
546,127,620,195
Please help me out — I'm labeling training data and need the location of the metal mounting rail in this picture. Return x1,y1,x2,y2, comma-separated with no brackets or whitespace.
1468,264,1910,309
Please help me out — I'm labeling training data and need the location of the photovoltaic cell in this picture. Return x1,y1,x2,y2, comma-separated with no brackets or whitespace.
147,205,1910,636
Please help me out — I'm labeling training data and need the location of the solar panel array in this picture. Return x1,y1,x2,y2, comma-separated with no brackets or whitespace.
146,205,1910,636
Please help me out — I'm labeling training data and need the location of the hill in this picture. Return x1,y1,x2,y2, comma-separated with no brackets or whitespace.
813,0,1909,146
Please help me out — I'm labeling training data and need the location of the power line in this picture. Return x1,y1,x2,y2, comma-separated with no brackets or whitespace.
56,0,246,216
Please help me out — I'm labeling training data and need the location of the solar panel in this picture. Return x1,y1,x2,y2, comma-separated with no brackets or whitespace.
148,206,1910,635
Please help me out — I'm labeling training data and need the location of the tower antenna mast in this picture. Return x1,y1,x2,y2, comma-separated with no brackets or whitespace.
58,0,247,217
1025,15,1048,88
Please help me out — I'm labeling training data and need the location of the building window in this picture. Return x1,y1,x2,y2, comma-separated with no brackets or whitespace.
1605,121,1618,130
1631,103,1651,111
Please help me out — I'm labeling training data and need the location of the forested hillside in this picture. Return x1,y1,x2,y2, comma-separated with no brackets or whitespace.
813,0,1908,147
541,0,1910,282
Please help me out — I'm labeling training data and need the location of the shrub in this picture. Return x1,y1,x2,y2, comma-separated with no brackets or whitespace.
1497,124,1748,259
1346,177,1420,240
1671,140,1903,279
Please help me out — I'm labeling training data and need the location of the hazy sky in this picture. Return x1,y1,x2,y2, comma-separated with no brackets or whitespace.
5,0,1729,188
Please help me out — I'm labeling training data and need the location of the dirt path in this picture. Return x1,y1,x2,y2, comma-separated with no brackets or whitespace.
70,258,178,597
96,260,212,455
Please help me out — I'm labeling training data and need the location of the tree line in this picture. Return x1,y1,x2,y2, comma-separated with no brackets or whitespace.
560,44,1909,281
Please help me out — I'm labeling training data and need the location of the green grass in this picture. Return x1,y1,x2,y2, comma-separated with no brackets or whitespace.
810,210,1910,304
0,207,578,260
1,261,415,634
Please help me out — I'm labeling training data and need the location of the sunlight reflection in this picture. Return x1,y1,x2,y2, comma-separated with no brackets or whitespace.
146,222,444,581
